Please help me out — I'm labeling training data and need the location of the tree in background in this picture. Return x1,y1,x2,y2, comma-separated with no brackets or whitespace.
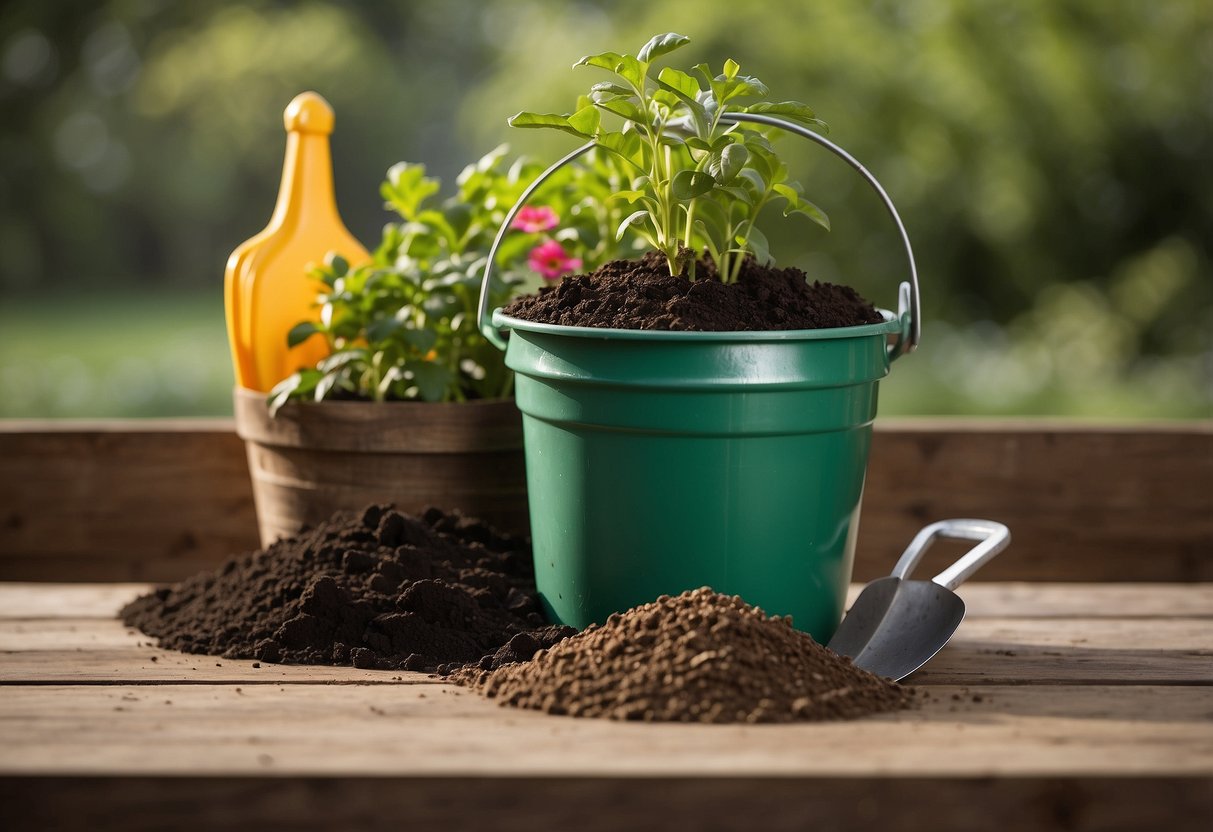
462,0,1212,415
0,0,494,292
0,0,1209,416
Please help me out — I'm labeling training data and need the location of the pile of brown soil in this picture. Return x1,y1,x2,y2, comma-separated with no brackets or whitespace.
460,587,913,723
120,505,574,673
502,251,884,331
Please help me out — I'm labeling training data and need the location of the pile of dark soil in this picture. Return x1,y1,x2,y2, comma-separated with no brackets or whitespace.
502,251,884,331
120,505,574,673
460,587,913,723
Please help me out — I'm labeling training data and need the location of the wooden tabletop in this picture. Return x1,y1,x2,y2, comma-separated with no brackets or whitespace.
2,420,1209,829
2,581,1210,832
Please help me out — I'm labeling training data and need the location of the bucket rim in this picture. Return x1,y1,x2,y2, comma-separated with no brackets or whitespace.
493,308,902,343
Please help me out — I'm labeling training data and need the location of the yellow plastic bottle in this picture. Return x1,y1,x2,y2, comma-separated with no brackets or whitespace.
224,91,370,392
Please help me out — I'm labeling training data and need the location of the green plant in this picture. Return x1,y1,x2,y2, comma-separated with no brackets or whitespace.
269,146,626,411
510,32,830,280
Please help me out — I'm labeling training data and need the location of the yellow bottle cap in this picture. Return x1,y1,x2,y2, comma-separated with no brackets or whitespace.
283,91,335,135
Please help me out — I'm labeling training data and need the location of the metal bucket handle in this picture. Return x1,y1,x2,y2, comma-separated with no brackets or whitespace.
478,112,921,360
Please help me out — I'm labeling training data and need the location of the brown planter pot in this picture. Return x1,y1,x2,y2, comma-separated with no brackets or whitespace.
233,387,528,547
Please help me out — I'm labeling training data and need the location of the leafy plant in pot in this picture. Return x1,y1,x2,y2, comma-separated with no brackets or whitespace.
477,33,921,640
235,145,628,546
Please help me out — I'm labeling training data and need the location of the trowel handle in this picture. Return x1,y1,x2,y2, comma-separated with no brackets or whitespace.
891,519,1011,591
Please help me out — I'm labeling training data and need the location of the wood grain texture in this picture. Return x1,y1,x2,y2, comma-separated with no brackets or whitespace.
1,419,1210,582
1,582,1210,832
1,683,1211,777
860,419,1213,583
0,424,257,582
3,614,1208,686
5,581,1212,620
235,389,529,543
233,387,526,453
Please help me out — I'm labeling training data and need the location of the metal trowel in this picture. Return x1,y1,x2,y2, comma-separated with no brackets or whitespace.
828,519,1011,681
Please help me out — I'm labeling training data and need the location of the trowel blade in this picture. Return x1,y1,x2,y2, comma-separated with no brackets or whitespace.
827,576,966,681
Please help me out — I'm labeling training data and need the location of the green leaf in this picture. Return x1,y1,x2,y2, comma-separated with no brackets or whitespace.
743,101,828,131
318,349,367,373
575,51,628,72
656,66,700,99
739,224,771,264
267,369,322,415
595,131,644,166
594,97,646,124
739,168,767,194
672,169,716,200
381,163,441,221
314,369,344,401
656,67,711,137
423,293,459,318
708,143,749,183
744,135,780,175
695,197,729,234
771,182,799,201
590,81,633,98
637,32,690,63
287,321,321,348
508,111,594,138
330,315,362,342
616,209,651,240
723,58,740,79
365,317,401,343
575,51,645,89
401,328,438,353
407,360,453,402
785,196,831,230
693,62,727,109
740,129,775,154
324,252,349,276
718,74,769,103
415,209,459,246
567,104,601,136
608,189,648,204
725,187,757,210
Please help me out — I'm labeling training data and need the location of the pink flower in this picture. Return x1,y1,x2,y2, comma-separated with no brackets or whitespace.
528,240,582,280
512,205,560,233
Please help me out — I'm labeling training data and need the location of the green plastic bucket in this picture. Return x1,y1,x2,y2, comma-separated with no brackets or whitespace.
478,113,921,642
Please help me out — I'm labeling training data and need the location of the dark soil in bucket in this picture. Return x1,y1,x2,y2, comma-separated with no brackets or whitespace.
120,505,575,673
457,587,915,723
502,251,885,331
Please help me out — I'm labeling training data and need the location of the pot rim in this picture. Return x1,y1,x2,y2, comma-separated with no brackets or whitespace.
233,386,515,409
493,308,902,343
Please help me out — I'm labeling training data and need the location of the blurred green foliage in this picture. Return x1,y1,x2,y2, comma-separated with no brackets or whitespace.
0,0,1209,417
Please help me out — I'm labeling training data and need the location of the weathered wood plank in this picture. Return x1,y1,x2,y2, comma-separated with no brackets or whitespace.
4,582,1211,621
0,684,1210,777
1,419,1210,581
861,419,1213,583
0,640,417,685
2,616,1208,686
3,775,1211,832
0,423,258,582
925,581,1213,619
0,579,1209,831
0,583,149,619
9,584,1213,620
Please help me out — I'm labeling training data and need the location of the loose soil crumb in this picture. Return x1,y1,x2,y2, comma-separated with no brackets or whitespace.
502,251,884,331
121,505,574,673
458,587,913,723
